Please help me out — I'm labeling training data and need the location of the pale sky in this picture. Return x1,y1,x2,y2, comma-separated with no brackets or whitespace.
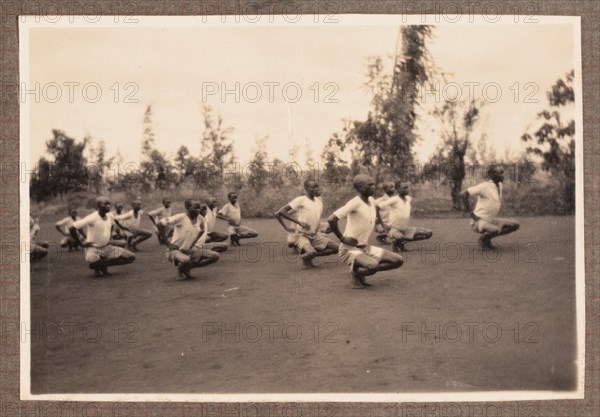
25,19,577,167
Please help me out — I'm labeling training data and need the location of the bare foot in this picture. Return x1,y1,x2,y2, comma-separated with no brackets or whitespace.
177,264,194,280
359,275,372,287
351,273,366,289
302,257,317,269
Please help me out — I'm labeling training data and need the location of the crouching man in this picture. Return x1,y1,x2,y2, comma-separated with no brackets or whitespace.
157,199,220,280
70,196,135,277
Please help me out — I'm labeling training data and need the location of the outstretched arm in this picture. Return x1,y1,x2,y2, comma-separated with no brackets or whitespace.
114,219,131,233
156,221,178,250
275,204,309,232
375,206,389,231
147,213,158,227
327,214,358,247
55,224,69,237
459,189,478,220
69,226,89,248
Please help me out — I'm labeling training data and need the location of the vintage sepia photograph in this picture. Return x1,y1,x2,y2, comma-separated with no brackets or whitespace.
19,15,584,402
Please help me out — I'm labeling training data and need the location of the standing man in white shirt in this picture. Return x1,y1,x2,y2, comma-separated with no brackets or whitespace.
460,165,520,250
148,198,173,244
70,196,135,277
205,197,229,244
377,181,433,252
275,179,339,268
157,199,220,280
114,199,153,252
55,208,84,251
328,174,404,289
217,192,258,246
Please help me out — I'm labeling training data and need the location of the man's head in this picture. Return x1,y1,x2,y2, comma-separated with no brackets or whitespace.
162,198,171,208
96,196,111,215
228,192,238,204
487,164,505,183
199,203,208,218
185,199,201,217
304,179,321,198
396,181,410,197
207,197,218,210
69,208,78,218
132,199,142,211
115,202,123,213
353,174,375,197
382,181,395,196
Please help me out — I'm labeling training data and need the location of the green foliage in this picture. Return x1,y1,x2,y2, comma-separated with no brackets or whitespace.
200,104,236,188
521,70,575,213
138,105,177,191
246,136,270,194
431,98,483,210
30,130,89,201
334,26,433,182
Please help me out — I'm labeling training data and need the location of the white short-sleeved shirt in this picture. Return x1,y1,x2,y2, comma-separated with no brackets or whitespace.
194,216,209,248
148,206,171,220
30,216,40,241
219,203,242,226
161,213,202,250
333,196,376,246
377,195,412,228
114,210,143,229
73,212,114,247
55,216,81,234
288,195,323,235
468,181,502,220
205,208,217,233
374,194,391,224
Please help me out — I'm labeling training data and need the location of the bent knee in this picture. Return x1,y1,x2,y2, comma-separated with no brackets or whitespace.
391,254,404,267
361,258,379,271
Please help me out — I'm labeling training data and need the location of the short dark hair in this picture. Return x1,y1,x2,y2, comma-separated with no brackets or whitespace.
228,192,237,199
487,164,501,178
304,178,317,189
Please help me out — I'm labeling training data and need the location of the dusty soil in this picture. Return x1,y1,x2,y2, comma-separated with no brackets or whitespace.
30,216,577,393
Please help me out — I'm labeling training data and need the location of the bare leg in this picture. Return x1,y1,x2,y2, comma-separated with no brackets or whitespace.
130,229,152,251
376,250,404,272
208,231,228,243
351,254,379,289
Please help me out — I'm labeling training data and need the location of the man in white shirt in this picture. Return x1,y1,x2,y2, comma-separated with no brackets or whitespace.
55,209,84,251
157,199,220,280
377,181,433,252
148,198,173,244
70,196,135,277
374,181,395,244
30,214,48,262
328,174,404,289
460,165,519,249
205,197,228,244
195,203,228,253
217,192,258,246
114,199,153,252
275,179,339,268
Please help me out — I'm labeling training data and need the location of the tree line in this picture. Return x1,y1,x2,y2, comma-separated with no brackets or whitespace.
30,27,576,214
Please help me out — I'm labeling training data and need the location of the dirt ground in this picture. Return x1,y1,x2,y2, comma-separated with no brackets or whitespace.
29,215,577,393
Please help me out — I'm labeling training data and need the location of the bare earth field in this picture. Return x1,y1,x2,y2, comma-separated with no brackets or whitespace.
29,216,577,394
